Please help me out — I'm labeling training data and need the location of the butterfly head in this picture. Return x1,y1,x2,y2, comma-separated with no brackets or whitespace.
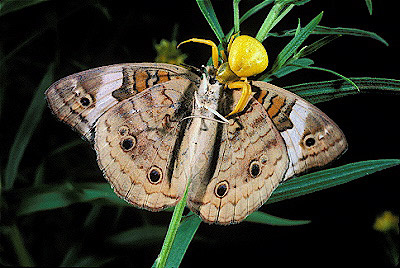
178,35,268,116
177,35,268,83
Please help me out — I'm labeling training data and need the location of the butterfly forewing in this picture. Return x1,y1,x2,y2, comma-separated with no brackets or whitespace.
45,63,200,141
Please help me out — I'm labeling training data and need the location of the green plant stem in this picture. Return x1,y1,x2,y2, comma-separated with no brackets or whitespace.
156,183,190,268
233,0,240,34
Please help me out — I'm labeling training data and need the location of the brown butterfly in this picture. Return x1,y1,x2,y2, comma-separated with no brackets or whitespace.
45,61,347,224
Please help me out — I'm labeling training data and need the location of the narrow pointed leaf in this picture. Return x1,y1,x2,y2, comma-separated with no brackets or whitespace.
269,12,323,73
0,0,49,17
281,0,311,5
16,182,129,216
154,158,400,267
245,211,310,226
261,57,314,81
241,0,274,21
288,64,360,92
156,183,190,268
233,0,240,33
109,226,167,247
3,63,54,190
0,30,42,68
268,159,400,204
196,0,225,44
227,0,274,37
269,25,388,46
162,213,202,268
256,2,295,42
365,0,373,15
295,35,341,59
1,225,35,266
286,77,400,104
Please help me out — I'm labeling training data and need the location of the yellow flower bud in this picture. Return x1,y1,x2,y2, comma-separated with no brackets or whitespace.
373,211,399,233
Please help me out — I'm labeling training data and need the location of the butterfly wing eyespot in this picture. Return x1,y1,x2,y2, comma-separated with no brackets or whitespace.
251,80,348,181
120,136,136,151
46,36,347,225
215,181,229,198
303,134,316,148
147,166,163,184
249,160,262,178
79,94,93,107
45,63,201,142
94,78,196,212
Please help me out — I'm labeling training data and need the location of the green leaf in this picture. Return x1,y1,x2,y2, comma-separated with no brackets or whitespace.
108,226,167,247
294,18,301,37
1,224,35,266
233,0,240,34
269,25,388,46
288,64,360,92
163,213,202,268
92,1,112,21
156,182,190,268
245,211,310,226
281,0,311,5
227,0,274,38
0,29,46,72
16,182,129,216
65,256,114,267
241,0,274,21
269,12,323,74
196,0,225,45
365,0,373,15
0,46,5,120
256,2,295,42
0,0,49,17
155,158,400,266
3,63,54,191
61,243,115,268
47,139,85,157
315,25,387,45
286,77,400,104
34,139,84,186
268,159,400,204
294,35,341,59
261,57,314,81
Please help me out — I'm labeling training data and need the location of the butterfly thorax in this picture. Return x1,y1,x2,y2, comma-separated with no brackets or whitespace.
194,70,224,116
174,71,224,186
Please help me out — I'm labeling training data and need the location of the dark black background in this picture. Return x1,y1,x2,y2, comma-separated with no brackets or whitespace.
1,0,399,267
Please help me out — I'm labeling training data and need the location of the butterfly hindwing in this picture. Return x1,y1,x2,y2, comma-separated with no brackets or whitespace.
252,81,348,180
95,79,197,211
186,91,289,224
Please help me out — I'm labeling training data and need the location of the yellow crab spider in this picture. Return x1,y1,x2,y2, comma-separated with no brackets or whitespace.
178,35,268,116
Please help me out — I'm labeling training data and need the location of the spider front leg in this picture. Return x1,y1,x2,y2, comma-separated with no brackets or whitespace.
227,79,252,116
177,38,219,69
178,35,268,117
